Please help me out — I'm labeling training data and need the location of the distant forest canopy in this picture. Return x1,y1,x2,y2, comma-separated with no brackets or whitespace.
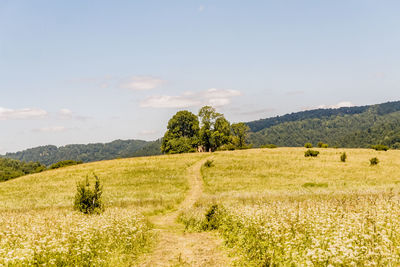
247,100,400,148
0,158,45,182
2,139,162,166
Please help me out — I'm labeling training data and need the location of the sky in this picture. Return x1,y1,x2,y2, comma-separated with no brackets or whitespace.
1,0,400,153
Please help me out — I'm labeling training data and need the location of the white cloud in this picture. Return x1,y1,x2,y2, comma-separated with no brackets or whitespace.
120,76,165,91
0,107,47,120
34,126,67,133
141,95,201,108
317,101,355,109
198,5,205,12
140,88,241,109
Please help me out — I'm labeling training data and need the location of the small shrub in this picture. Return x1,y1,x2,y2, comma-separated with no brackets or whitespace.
304,143,313,148
340,152,347,162
204,159,214,167
370,157,379,166
261,144,278,149
74,174,104,214
317,142,328,148
302,182,328,188
371,144,389,151
202,204,223,230
304,150,319,157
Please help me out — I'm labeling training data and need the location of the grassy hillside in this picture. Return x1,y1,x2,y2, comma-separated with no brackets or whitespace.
248,100,400,148
0,153,205,265
181,148,400,265
3,148,400,265
3,139,162,166
0,153,204,212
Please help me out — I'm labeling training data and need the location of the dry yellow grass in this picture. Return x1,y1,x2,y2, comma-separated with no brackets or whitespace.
203,147,400,195
0,153,206,213
181,148,400,265
2,147,400,265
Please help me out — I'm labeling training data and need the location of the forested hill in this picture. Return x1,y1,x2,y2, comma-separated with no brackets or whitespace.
247,100,400,148
3,139,162,166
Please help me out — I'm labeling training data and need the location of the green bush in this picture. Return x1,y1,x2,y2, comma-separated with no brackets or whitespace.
304,150,319,157
74,174,104,214
317,142,329,148
261,144,277,149
304,143,313,148
202,204,223,230
204,160,214,168
371,144,389,151
370,157,379,166
49,160,82,170
340,152,347,162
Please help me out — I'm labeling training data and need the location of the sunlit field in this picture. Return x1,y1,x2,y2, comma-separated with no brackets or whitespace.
181,148,400,266
0,153,206,265
0,153,206,212
3,148,400,265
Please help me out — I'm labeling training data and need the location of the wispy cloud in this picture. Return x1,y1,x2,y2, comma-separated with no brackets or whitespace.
0,107,47,120
33,126,68,133
198,5,205,12
58,108,89,121
140,88,241,108
120,76,166,91
69,75,166,91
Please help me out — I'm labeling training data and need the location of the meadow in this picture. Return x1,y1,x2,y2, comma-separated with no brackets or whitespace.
1,147,400,265
180,148,400,266
0,153,206,265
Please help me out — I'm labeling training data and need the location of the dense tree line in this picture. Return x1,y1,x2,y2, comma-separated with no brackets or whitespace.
161,106,250,154
3,139,162,166
0,158,45,182
248,101,400,148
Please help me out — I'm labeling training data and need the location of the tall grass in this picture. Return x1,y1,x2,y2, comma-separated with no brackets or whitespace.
181,148,400,265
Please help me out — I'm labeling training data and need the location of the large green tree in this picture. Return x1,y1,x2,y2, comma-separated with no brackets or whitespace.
161,110,200,154
212,116,232,149
231,122,250,148
198,106,223,151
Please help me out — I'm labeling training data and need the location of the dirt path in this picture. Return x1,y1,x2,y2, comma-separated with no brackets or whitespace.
139,158,232,266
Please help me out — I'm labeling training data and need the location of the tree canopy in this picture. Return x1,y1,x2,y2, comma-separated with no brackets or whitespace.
161,106,250,154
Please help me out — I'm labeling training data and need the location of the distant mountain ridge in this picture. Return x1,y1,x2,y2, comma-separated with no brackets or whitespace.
3,139,162,166
247,100,400,148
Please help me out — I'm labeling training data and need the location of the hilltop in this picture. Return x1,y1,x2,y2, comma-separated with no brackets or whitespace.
247,100,400,148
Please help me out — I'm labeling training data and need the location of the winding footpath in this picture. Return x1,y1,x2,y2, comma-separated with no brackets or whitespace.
139,158,232,266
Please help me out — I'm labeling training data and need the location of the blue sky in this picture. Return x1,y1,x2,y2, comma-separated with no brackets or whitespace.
1,1,399,153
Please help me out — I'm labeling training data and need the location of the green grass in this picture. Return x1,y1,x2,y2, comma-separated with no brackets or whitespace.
181,148,400,265
0,153,206,213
